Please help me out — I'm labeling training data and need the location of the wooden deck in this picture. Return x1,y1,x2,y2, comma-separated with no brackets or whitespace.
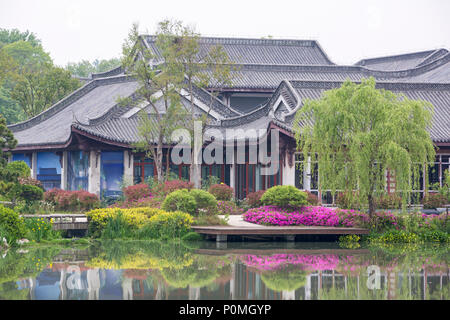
191,225,369,243
20,214,88,231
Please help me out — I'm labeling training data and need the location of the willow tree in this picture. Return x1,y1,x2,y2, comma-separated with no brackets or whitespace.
293,77,435,217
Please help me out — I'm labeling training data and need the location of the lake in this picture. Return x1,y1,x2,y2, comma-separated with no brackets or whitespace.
0,241,448,300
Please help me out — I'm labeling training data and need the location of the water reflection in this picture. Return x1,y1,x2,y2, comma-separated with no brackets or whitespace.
0,241,448,300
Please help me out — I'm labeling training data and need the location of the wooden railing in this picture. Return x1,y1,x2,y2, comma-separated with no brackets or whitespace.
20,214,89,231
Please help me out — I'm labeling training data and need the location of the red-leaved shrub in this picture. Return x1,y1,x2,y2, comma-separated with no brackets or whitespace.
124,184,152,202
209,183,233,201
305,191,320,205
246,190,266,208
44,189,100,211
162,180,194,195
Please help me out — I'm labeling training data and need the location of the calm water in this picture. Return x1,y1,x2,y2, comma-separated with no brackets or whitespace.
0,241,448,300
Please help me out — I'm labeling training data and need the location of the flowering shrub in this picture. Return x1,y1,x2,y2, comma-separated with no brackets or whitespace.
422,193,448,209
123,184,152,202
336,209,370,228
140,210,194,239
369,211,401,232
86,207,165,237
260,186,308,208
243,205,373,228
24,217,58,242
44,189,100,211
217,201,245,215
246,190,266,208
208,184,233,201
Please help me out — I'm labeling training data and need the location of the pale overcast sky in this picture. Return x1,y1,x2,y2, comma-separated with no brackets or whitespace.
1,0,449,67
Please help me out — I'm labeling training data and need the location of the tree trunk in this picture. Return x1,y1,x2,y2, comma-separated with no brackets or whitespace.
156,138,163,182
368,193,375,218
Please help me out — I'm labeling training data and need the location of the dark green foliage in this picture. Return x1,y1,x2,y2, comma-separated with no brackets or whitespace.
162,189,197,215
181,232,204,241
101,212,133,239
418,230,449,243
0,205,26,243
190,189,218,215
5,161,30,178
15,184,43,202
0,114,17,169
260,185,308,208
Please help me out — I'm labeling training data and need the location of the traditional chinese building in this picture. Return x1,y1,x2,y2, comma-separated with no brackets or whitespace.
7,37,450,201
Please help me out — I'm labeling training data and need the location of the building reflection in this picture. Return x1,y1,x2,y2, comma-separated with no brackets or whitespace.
13,259,449,300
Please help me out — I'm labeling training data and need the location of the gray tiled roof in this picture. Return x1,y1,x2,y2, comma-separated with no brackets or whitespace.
143,35,335,66
219,56,450,90
274,81,450,143
355,49,449,71
9,76,139,147
7,36,450,149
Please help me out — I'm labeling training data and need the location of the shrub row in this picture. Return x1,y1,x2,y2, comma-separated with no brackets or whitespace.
85,207,193,239
44,189,100,211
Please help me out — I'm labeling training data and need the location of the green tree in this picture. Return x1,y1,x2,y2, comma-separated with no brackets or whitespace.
65,58,121,77
0,114,18,190
11,65,81,118
0,29,81,122
160,19,236,188
294,78,436,217
119,22,187,182
0,28,41,48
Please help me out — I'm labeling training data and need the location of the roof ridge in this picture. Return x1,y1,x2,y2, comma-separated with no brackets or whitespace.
228,54,450,80
287,79,450,91
355,49,438,66
90,65,124,79
144,34,318,46
416,49,450,68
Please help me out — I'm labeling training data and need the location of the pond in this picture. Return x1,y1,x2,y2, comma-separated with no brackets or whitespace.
0,241,448,300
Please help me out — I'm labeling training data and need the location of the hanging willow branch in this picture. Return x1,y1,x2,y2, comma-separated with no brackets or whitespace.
293,78,435,216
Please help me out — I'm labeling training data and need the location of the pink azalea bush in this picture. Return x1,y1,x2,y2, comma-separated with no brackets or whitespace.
243,205,370,227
